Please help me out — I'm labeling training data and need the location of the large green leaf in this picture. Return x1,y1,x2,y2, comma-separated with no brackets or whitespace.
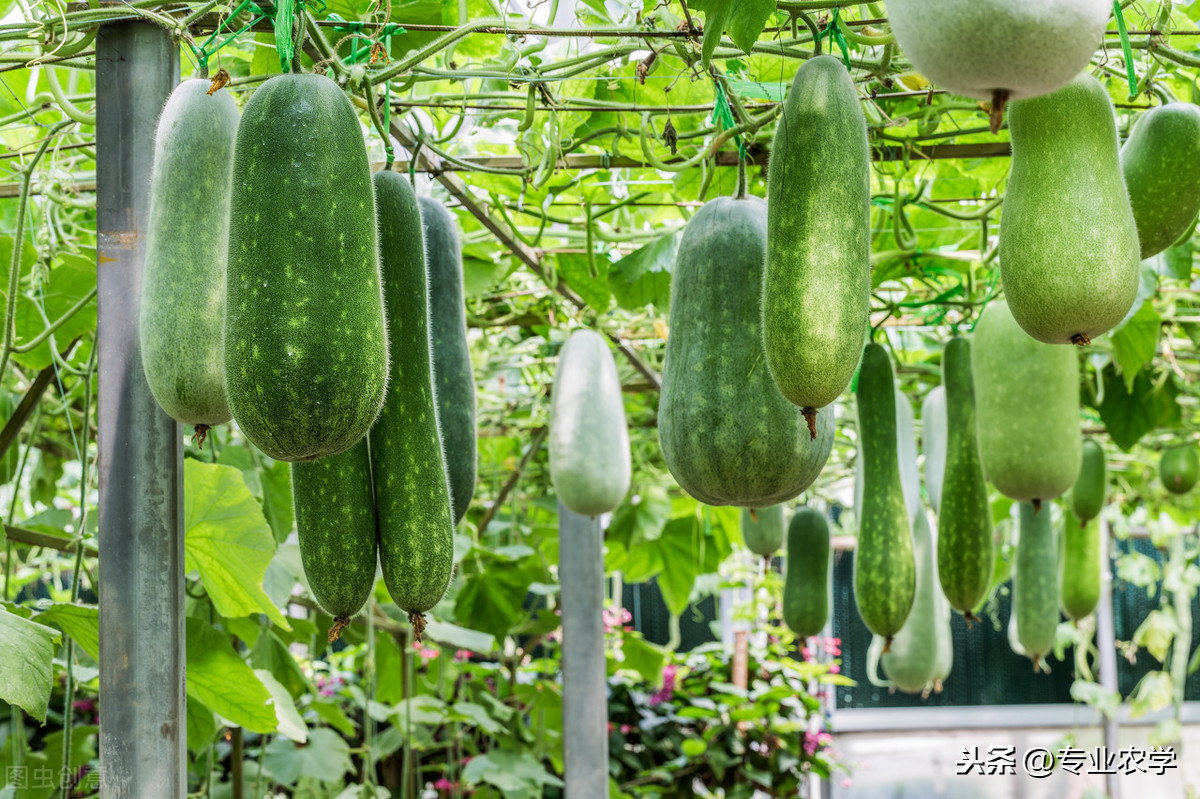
185,616,277,733
254,668,307,743
13,253,97,371
0,604,60,721
454,565,534,639
183,460,289,629
262,727,353,786
186,695,218,754
609,234,675,311
1095,365,1180,451
260,460,295,542
1110,302,1161,392
557,253,611,313
249,630,311,699
423,619,497,654
34,602,99,660
463,749,564,796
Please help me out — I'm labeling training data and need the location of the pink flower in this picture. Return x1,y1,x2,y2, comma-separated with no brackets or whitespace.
803,730,833,755
829,664,840,674
648,664,678,705
454,649,471,662
417,645,439,661
602,607,633,634
620,724,633,734
841,778,853,788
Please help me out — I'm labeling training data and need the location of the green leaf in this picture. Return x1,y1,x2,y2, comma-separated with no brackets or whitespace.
13,253,97,371
726,0,777,55
726,77,786,103
185,616,277,733
609,234,675,311
450,701,503,735
1158,240,1193,281
454,565,534,639
309,699,356,737
254,668,307,743
0,604,60,721
686,0,732,67
1110,302,1161,392
617,631,666,685
463,749,565,794
34,602,99,660
184,460,289,629
1070,679,1120,719
250,32,280,78
262,727,353,786
1130,670,1174,718
557,253,611,312
423,619,497,654
186,695,218,754
260,460,295,542
249,630,311,699
1095,365,1179,451
607,485,672,548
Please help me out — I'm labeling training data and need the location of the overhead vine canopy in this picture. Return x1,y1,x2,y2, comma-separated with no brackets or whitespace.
2,0,1200,510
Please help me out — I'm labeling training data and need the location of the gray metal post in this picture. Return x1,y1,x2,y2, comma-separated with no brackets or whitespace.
96,22,185,799
1096,520,1121,799
559,503,609,798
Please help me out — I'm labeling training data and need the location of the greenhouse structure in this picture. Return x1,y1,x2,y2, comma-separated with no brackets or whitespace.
3,1,1200,798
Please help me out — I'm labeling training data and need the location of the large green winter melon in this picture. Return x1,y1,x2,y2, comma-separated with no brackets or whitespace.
549,329,631,516
937,337,994,618
418,196,477,525
854,343,916,645
141,79,238,436
370,171,455,633
660,195,833,507
972,300,1081,502
887,0,1110,103
921,386,947,513
782,507,830,639
1121,103,1200,259
1013,502,1060,669
292,439,378,637
763,55,870,425
225,73,388,462
1001,73,1141,345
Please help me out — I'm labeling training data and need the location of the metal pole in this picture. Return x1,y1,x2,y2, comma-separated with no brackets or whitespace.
558,503,609,798
96,22,185,799
1096,520,1121,799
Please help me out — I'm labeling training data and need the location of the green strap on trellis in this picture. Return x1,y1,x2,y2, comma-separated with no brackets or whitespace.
193,0,270,74
821,7,852,70
1113,1,1137,97
709,75,746,160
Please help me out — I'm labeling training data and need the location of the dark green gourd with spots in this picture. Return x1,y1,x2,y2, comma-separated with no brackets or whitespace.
937,338,994,618
659,195,833,507
141,79,238,437
783,507,830,638
855,344,916,646
224,74,388,462
1013,502,1060,668
742,505,785,557
418,197,477,525
292,440,377,637
371,171,455,633
763,55,870,429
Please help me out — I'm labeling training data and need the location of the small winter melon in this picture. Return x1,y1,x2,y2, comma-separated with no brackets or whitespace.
550,329,631,516
742,505,785,558
1121,103,1200,259
1161,444,1199,495
141,79,239,440
782,507,830,639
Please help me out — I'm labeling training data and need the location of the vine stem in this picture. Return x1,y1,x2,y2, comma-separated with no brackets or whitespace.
0,120,72,380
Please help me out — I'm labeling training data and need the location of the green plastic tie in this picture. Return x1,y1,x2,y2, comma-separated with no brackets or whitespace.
1113,1,1137,97
822,7,852,70
709,74,744,156
274,0,301,73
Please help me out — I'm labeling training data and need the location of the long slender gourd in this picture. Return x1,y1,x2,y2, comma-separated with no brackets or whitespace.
418,196,477,525
140,79,239,443
922,386,947,513
224,73,388,461
659,195,833,506
1070,439,1107,524
782,507,830,639
1059,511,1101,622
763,55,870,435
1013,501,1060,669
937,337,994,619
292,439,378,641
854,343,916,647
370,171,455,639
881,509,947,694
